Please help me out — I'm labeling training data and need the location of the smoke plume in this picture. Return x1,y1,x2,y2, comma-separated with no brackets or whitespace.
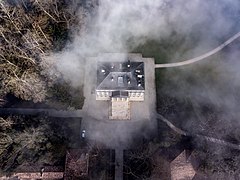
46,0,240,149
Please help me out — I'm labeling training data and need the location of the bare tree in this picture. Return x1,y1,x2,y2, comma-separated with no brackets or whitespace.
0,0,88,103
0,115,51,171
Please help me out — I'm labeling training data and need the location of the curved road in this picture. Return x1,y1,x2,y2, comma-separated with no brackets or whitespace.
155,31,240,68
157,114,187,136
156,113,240,150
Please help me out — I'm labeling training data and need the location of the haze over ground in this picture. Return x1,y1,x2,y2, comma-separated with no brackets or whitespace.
44,0,240,149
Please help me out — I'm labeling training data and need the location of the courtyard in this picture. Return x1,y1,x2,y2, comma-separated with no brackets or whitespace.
81,53,156,148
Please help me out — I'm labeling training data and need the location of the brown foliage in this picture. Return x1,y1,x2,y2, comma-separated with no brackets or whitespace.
0,0,87,102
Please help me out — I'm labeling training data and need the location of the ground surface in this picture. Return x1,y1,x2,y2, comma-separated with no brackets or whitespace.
81,53,156,180
81,53,156,148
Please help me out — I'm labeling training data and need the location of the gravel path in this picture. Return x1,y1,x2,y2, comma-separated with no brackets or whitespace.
0,108,84,117
155,31,240,68
156,113,240,150
115,148,123,180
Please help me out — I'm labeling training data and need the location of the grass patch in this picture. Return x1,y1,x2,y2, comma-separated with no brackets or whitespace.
47,81,85,110
130,31,199,64
129,32,200,90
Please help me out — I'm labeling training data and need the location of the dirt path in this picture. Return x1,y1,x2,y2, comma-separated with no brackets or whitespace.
157,114,187,136
156,113,240,150
155,31,240,68
115,148,123,180
0,108,84,117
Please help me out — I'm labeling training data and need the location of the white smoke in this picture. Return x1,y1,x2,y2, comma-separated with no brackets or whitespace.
48,0,240,84
46,0,240,143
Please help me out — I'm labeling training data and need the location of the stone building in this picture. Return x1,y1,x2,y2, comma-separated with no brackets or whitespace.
96,60,145,120
96,61,145,101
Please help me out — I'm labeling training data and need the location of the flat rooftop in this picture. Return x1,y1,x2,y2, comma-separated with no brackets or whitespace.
96,61,144,91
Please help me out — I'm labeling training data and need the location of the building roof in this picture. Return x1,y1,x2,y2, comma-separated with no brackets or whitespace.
15,165,64,173
96,61,144,91
13,172,64,179
64,149,89,179
65,148,115,179
170,150,196,180
12,165,64,180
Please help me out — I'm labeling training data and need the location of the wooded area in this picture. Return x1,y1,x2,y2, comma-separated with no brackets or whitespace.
1,0,240,178
0,0,94,174
0,115,82,174
0,0,92,108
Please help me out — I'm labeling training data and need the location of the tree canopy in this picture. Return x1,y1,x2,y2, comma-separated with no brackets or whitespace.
0,0,90,104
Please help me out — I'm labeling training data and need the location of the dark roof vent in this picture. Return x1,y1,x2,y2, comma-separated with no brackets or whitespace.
127,60,130,68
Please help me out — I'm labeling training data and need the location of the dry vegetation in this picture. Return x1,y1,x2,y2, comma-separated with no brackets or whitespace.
0,0,92,108
0,115,82,174
0,0,97,174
